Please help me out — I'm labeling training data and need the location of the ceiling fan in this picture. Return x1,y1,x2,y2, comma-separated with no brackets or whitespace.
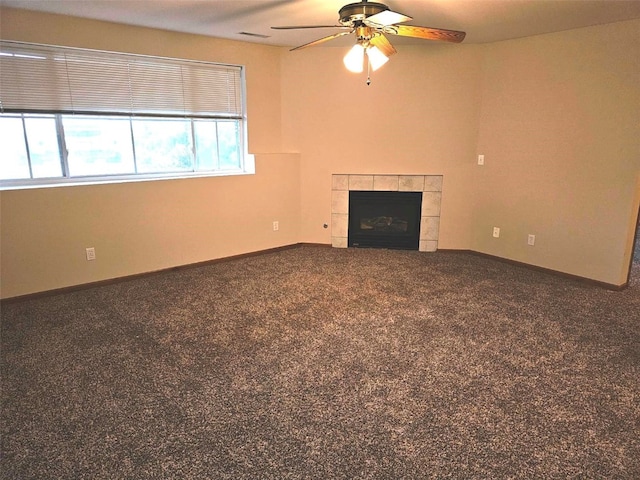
272,0,466,81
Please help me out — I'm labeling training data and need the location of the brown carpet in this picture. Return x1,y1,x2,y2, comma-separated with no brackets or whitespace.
2,246,639,479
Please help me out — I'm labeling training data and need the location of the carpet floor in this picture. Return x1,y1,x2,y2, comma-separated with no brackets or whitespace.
2,246,639,479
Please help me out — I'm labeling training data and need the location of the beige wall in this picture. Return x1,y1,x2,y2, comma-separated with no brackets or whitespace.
280,44,484,250
281,19,640,286
0,8,300,298
474,20,640,285
1,156,300,298
1,8,639,297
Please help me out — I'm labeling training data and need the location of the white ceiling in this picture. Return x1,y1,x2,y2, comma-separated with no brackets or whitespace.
3,0,640,48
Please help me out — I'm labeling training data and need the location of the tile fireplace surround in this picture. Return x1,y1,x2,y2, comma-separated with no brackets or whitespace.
331,174,443,252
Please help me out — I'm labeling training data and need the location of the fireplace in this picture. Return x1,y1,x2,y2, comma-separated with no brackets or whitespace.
348,191,422,250
331,174,443,252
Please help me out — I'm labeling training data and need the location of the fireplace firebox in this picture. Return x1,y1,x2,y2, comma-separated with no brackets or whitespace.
348,191,422,250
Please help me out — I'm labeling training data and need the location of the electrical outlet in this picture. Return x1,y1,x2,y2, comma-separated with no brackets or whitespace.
86,247,96,261
273,221,279,231
492,227,500,238
528,234,536,246
477,154,485,165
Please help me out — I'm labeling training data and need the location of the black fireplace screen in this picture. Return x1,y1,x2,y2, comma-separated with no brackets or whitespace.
348,190,422,250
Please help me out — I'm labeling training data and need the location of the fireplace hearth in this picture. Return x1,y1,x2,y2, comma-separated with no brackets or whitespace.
348,191,422,250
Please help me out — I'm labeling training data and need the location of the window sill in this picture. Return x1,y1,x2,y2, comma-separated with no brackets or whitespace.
1,155,256,191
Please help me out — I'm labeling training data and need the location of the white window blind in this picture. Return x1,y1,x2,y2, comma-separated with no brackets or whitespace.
0,40,243,118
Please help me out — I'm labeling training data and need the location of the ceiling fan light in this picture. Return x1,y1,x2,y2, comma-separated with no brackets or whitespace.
343,43,365,73
366,45,389,71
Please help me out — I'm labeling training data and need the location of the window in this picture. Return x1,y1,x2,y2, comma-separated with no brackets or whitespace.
0,41,253,189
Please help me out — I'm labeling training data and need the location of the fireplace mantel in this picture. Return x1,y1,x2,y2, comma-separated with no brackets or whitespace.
331,174,442,252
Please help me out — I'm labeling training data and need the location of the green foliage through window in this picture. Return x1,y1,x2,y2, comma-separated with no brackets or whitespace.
0,114,244,185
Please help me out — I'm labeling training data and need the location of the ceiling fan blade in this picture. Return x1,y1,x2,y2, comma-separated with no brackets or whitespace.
389,25,466,43
290,30,354,51
272,25,349,30
369,34,397,57
364,10,411,27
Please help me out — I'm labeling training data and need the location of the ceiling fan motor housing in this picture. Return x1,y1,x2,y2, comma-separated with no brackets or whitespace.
339,2,389,26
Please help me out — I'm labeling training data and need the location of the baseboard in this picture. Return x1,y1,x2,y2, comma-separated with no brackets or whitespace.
1,244,626,303
0,243,303,304
444,249,627,291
